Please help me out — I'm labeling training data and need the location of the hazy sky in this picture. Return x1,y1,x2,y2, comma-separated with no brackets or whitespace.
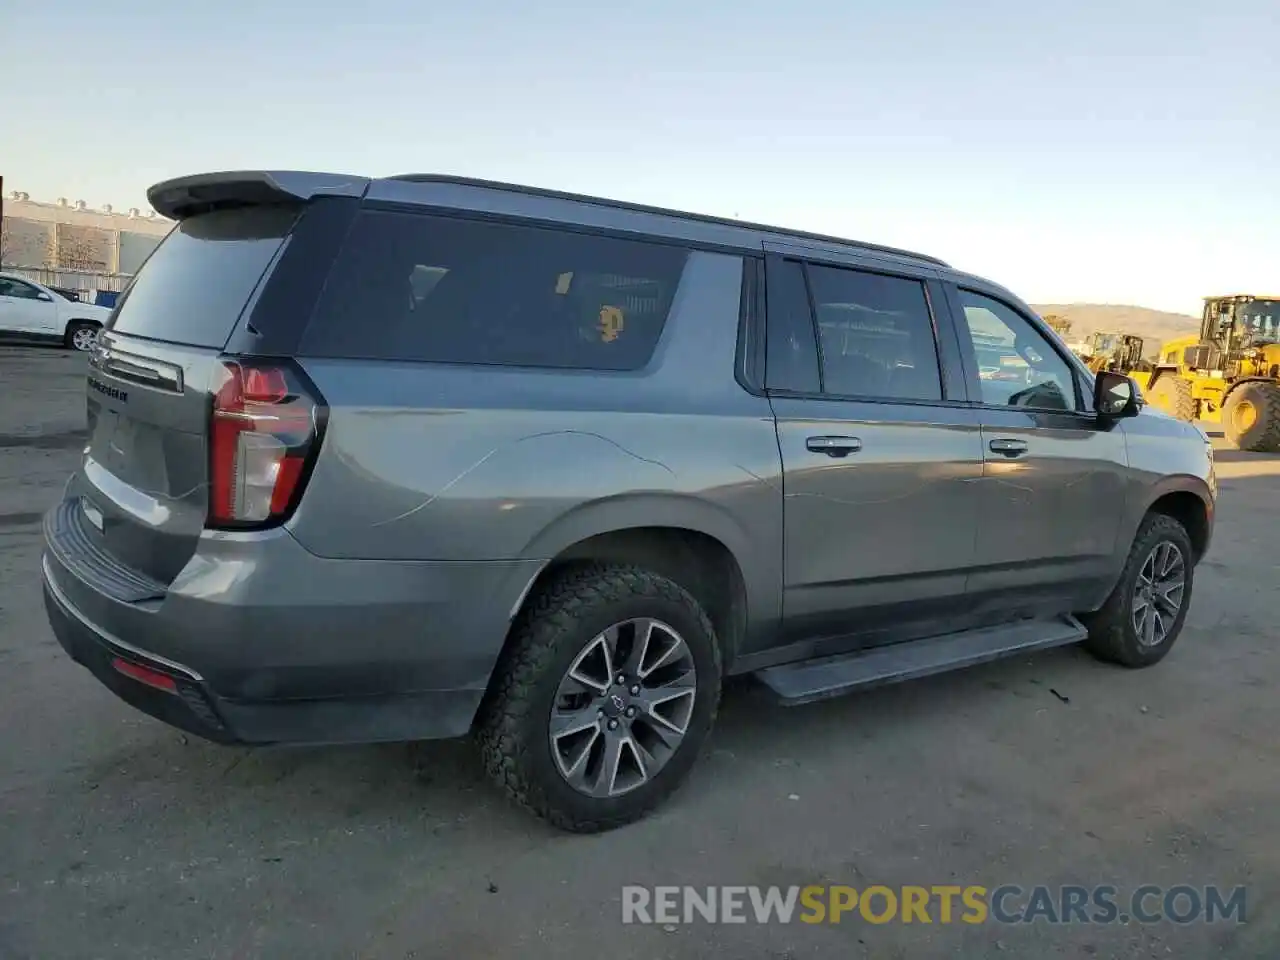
4,0,1276,312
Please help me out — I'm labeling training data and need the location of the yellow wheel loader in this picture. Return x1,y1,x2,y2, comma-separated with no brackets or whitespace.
1083,331,1147,375
1130,295,1280,451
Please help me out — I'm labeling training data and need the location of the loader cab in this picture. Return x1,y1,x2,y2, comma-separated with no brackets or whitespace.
1087,331,1146,373
1203,295,1280,350
1092,331,1120,358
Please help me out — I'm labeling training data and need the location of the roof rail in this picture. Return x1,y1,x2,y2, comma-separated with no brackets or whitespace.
387,173,948,267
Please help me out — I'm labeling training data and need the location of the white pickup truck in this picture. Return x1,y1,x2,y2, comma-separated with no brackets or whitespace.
0,273,113,351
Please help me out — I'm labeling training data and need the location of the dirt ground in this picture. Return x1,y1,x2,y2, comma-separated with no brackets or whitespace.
1,345,1276,959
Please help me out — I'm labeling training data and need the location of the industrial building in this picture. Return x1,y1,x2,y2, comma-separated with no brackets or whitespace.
1,190,173,298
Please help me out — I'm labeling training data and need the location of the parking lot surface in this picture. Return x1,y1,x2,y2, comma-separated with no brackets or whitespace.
1,345,1277,959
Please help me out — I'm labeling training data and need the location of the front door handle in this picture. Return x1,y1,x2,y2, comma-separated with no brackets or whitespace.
806,435,862,457
988,437,1029,457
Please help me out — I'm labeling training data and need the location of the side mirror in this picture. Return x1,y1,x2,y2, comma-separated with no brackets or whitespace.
36,292,53,302
1094,371,1140,419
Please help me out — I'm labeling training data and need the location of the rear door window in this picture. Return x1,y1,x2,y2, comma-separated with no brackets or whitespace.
805,264,943,401
107,206,298,348
300,211,689,370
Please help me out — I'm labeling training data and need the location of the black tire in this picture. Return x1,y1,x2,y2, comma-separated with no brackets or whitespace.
64,320,101,352
1080,513,1194,668
477,564,722,833
1147,375,1196,422
1222,380,1280,452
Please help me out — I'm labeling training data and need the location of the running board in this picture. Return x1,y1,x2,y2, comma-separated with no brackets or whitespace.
756,615,1088,705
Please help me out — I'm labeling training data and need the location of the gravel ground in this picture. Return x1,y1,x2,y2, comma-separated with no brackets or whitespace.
1,344,1276,959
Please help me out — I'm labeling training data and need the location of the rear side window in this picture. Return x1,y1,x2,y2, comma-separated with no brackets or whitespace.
301,211,689,370
107,206,297,348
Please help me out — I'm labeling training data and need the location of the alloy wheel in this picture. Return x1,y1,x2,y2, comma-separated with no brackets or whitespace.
72,327,99,351
1132,540,1186,646
548,618,697,798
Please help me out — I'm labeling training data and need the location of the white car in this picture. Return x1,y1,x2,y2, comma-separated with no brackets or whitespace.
0,273,114,351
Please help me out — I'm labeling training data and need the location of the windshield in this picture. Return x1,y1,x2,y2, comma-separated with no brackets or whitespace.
1233,300,1280,342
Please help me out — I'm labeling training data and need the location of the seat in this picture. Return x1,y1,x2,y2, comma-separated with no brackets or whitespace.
824,350,890,397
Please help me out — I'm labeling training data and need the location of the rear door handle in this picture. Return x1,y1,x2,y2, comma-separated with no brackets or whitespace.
988,438,1029,457
806,436,862,457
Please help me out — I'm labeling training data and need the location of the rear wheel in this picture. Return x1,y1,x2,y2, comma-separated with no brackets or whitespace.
477,564,721,833
1146,375,1196,422
1081,513,1194,668
1222,380,1280,452
65,321,101,352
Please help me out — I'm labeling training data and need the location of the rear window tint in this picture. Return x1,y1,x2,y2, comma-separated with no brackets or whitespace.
300,211,688,370
107,206,297,348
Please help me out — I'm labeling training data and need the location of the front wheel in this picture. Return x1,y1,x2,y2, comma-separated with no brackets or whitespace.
1081,513,1194,668
477,564,722,833
65,321,101,352
1222,380,1280,452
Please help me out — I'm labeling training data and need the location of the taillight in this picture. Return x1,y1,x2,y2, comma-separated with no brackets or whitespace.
208,358,325,528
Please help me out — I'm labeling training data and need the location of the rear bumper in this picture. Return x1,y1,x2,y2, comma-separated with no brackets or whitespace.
41,498,542,745
44,561,239,742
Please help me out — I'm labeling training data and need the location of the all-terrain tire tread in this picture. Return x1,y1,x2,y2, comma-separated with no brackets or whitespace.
1082,513,1191,667
1224,381,1280,453
476,563,720,833
1150,376,1196,422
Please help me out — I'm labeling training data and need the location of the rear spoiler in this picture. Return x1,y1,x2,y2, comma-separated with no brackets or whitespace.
147,170,371,220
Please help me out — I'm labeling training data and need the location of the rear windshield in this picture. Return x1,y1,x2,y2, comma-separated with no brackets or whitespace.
300,210,689,370
107,205,298,348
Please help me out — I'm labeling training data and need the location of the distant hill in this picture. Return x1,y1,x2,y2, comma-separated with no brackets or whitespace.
1032,304,1199,356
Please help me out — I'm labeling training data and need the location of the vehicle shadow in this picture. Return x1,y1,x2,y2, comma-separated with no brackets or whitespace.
41,644,1087,840
66,642,1104,837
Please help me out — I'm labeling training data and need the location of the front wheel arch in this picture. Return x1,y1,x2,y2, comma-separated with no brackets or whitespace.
1147,489,1212,562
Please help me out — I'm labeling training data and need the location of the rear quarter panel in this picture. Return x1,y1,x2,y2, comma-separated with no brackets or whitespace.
289,250,784,632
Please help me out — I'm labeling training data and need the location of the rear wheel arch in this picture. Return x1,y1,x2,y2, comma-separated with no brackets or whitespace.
517,494,777,653
512,525,750,672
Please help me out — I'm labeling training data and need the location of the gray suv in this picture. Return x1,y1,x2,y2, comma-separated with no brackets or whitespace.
41,171,1216,832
